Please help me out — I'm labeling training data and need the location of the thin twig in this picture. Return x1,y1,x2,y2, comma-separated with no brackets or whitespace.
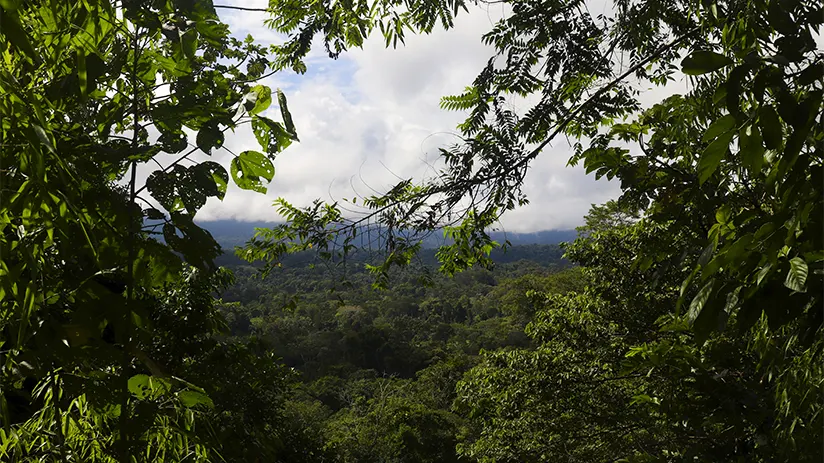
133,146,199,196
213,5,270,12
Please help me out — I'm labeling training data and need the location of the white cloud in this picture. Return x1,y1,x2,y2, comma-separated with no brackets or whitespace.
189,2,685,232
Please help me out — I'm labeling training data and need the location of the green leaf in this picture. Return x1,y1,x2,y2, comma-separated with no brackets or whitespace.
178,390,214,408
715,205,731,224
725,65,748,115
784,257,808,292
177,170,207,216
181,28,198,60
702,115,736,143
245,85,272,116
144,208,166,220
191,161,228,200
686,280,714,324
724,233,753,263
78,52,88,96
176,0,219,19
196,121,223,154
252,116,293,155
146,170,180,212
723,287,741,316
195,19,229,46
756,263,773,286
230,150,275,193
148,163,228,216
32,125,55,153
797,61,824,86
0,0,21,11
739,124,765,175
677,266,701,314
758,106,782,149
128,374,152,400
154,52,191,77
698,131,734,184
754,222,776,241
128,374,171,400
277,88,298,140
767,0,795,35
630,394,659,406
165,212,221,270
158,130,188,154
0,10,40,63
681,51,733,75
693,282,735,341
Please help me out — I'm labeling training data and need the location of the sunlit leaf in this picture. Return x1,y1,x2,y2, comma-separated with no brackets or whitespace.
128,374,152,400
181,28,198,60
78,52,88,95
686,280,714,324
252,115,293,155
230,150,275,193
245,85,272,116
277,88,298,140
177,390,214,408
739,124,765,175
681,51,733,75
698,131,734,184
784,257,808,292
0,10,40,63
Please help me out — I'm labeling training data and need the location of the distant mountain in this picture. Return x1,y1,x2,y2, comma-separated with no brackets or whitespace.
196,220,578,250
490,229,578,246
196,220,280,248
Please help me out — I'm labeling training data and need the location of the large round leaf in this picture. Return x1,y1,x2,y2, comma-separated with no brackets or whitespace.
196,121,224,154
230,150,275,193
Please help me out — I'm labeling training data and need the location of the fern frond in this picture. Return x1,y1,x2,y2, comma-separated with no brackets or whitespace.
440,86,479,111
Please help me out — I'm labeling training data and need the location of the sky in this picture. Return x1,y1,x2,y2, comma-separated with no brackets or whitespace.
179,1,651,232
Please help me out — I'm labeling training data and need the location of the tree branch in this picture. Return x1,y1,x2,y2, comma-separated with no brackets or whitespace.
214,5,270,12
478,26,701,188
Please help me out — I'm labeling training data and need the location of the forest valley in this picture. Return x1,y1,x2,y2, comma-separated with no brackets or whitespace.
207,203,822,462
1,0,822,462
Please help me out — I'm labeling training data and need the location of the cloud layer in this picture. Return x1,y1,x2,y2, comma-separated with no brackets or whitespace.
187,1,625,232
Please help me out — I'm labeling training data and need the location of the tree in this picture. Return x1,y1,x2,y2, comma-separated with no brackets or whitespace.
480,267,585,319
454,205,822,461
1,0,301,460
323,377,464,463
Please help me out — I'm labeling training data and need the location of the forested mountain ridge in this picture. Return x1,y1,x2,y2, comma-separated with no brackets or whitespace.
201,220,572,267
198,219,577,249
216,242,568,268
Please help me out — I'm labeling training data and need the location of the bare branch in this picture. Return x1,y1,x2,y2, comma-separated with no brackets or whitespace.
213,5,270,12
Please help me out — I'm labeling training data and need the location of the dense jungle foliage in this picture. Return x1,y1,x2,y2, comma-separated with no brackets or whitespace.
1,0,822,461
